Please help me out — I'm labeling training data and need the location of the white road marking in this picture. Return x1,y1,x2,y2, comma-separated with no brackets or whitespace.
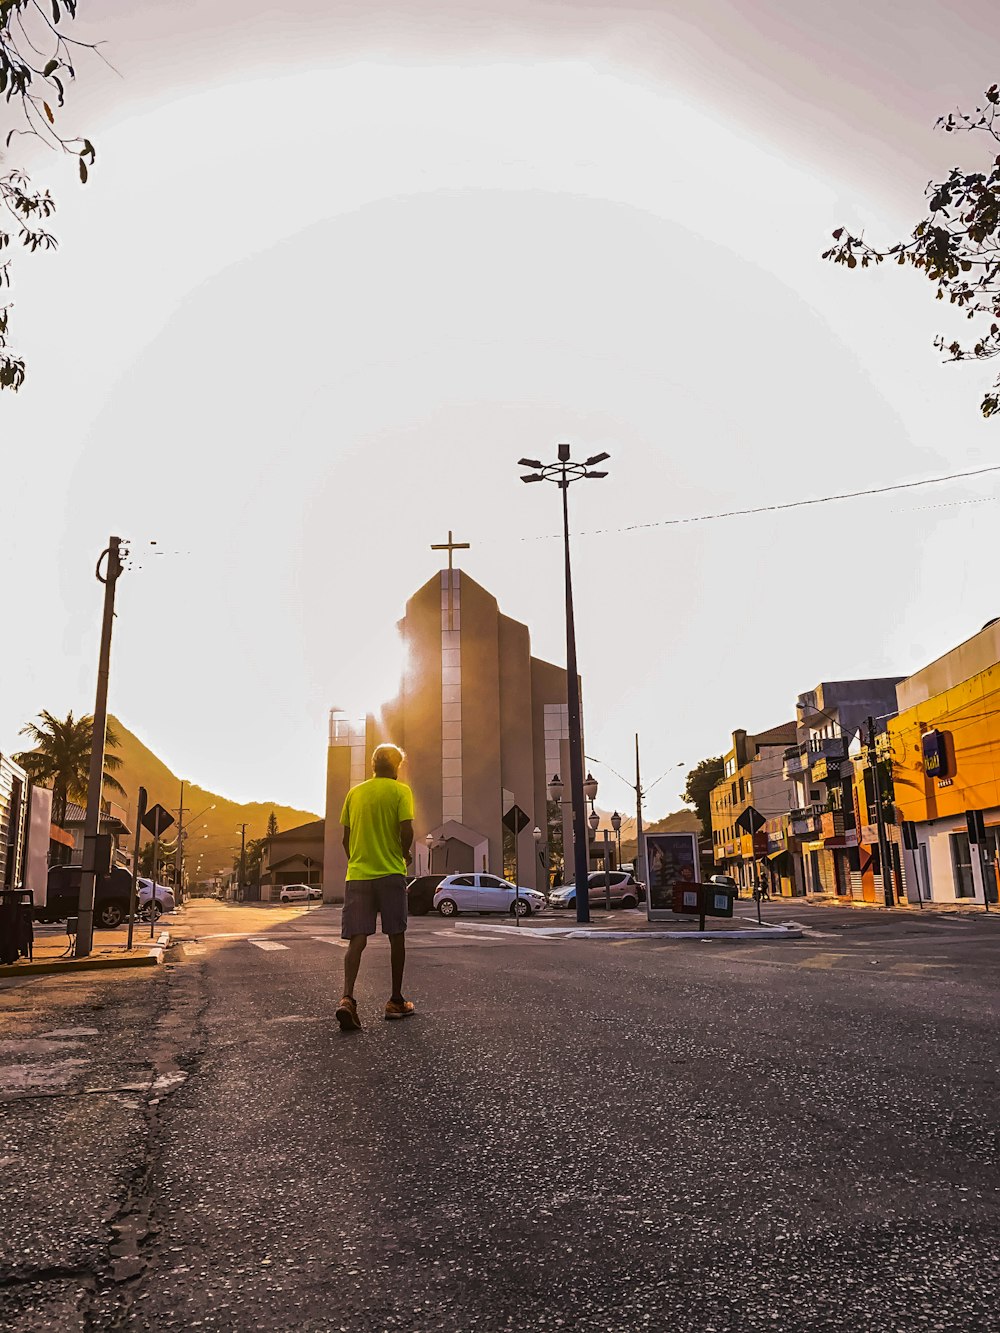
313,937,348,947
248,940,289,952
433,931,500,942
182,942,207,956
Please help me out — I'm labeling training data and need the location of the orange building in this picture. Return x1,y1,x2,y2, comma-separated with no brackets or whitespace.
888,620,1000,905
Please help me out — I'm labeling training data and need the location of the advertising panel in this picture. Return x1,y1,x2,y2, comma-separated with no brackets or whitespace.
643,831,699,921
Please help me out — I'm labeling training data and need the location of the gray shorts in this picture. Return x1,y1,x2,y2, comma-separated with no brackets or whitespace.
341,875,408,938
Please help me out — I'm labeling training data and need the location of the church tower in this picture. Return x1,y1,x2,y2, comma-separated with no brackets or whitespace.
323,545,577,899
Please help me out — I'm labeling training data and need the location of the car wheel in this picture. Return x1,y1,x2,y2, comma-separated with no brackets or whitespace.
622,895,638,910
96,900,126,929
437,898,458,917
511,899,530,917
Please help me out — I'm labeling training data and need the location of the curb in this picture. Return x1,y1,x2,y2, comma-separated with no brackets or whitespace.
0,930,170,978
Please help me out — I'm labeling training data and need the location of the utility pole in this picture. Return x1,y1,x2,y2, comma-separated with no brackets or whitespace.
175,780,186,905
237,823,248,902
867,716,894,907
77,537,125,958
635,733,649,900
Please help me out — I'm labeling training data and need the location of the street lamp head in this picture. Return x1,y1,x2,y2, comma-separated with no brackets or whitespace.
584,451,611,466
521,473,544,483
548,773,564,801
588,810,600,832
583,771,599,802
425,833,434,847
611,810,622,833
557,442,571,462
532,826,541,842
518,458,544,469
584,471,608,479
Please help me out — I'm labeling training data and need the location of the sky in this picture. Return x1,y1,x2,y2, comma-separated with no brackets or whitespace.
2,0,1000,823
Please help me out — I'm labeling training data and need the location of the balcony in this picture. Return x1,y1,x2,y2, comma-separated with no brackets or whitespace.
790,804,823,836
807,736,847,760
783,746,809,780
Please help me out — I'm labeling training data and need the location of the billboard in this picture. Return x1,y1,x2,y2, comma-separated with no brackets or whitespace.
643,831,700,920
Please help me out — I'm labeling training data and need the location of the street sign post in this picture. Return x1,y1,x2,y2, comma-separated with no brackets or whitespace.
127,786,148,950
141,804,174,939
502,803,530,925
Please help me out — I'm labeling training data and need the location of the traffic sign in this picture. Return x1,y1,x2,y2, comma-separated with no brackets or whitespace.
502,804,530,835
142,803,174,837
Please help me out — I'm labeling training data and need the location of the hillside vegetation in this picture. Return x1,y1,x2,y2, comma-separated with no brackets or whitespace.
108,717,319,878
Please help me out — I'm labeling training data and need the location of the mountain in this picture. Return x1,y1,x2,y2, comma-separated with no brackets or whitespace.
108,717,319,879
618,807,701,863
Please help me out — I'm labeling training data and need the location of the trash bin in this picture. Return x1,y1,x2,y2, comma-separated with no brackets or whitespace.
0,889,33,965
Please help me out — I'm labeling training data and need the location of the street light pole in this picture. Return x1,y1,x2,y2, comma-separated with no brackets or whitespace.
520,444,610,925
237,822,248,902
77,536,125,958
611,811,622,870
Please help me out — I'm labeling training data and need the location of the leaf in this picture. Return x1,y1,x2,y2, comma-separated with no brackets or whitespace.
832,227,843,240
78,158,87,184
43,102,53,124
43,59,58,77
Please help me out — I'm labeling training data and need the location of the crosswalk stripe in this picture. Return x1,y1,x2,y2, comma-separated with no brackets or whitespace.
313,936,348,947
433,931,500,942
248,940,289,951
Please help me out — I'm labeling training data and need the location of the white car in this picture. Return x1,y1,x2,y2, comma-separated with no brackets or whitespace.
279,884,322,904
136,878,176,916
433,874,547,918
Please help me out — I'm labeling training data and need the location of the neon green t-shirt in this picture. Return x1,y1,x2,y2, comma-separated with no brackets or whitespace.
340,777,415,880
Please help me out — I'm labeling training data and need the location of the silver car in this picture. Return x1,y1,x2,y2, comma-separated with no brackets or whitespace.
434,874,547,917
548,871,642,911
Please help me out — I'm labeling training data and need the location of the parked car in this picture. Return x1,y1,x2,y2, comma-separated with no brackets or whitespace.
710,873,739,897
278,884,322,904
136,878,177,917
38,864,133,930
407,874,446,915
433,873,547,918
548,870,643,911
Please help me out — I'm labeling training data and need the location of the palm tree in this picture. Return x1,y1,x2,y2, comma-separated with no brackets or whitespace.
15,710,127,828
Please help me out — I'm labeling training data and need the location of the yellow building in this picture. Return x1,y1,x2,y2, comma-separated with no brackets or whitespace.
889,620,1000,905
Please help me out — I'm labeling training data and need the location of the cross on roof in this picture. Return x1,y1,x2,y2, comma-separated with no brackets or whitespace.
431,530,470,574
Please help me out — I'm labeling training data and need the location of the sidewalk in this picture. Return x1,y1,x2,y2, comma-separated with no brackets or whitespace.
0,928,169,977
803,892,999,917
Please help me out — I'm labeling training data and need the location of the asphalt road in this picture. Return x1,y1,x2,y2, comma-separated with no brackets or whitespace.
2,899,999,1331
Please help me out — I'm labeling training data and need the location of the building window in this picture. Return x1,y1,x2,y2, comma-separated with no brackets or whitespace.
950,832,976,898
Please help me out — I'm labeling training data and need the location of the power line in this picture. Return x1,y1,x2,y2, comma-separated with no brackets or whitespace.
524,462,1000,541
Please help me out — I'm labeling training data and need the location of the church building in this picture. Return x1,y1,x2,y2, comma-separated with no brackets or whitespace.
323,548,579,898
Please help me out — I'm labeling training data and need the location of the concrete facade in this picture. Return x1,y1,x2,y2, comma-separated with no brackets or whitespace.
323,569,574,901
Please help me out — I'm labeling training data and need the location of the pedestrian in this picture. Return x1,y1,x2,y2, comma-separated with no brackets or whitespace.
335,743,415,1031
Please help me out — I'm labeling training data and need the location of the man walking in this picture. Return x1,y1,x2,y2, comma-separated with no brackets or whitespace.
335,743,415,1030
